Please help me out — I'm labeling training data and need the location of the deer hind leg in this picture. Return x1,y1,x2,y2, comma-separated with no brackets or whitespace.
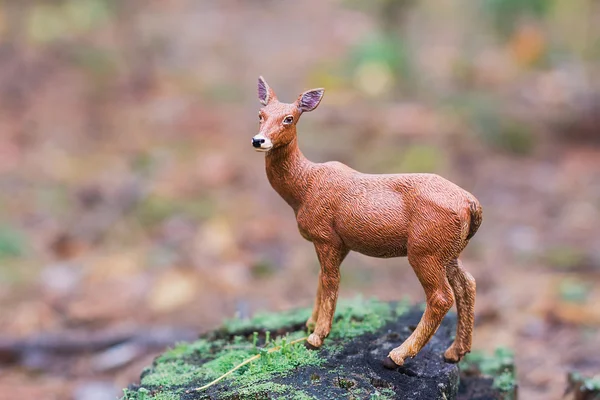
386,254,454,368
306,242,348,349
306,270,323,331
444,258,476,363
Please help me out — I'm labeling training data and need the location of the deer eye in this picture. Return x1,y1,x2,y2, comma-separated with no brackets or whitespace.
283,115,294,125
259,113,263,122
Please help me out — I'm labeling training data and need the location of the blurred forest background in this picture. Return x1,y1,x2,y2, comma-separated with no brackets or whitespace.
0,0,599,399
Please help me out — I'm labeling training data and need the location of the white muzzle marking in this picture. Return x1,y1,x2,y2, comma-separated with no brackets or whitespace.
252,134,273,152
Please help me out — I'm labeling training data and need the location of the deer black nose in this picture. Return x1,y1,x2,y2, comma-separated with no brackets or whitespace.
252,138,265,148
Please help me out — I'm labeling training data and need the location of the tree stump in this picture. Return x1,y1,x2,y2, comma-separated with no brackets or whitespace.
123,298,516,399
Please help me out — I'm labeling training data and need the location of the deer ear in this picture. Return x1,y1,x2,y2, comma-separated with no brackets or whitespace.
258,76,275,106
297,88,324,112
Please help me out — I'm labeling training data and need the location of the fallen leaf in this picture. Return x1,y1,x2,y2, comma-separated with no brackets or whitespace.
509,24,546,67
148,269,199,313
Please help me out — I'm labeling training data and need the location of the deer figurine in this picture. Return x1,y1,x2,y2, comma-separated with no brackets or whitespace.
252,76,482,368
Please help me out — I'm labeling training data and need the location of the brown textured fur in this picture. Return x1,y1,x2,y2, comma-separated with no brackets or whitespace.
253,77,482,367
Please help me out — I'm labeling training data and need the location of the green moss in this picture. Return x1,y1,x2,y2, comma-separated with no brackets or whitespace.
277,391,317,400
122,388,136,400
224,296,396,340
122,388,180,400
202,349,256,378
394,297,411,317
141,358,204,387
583,376,600,390
336,377,356,389
461,347,517,398
130,296,404,399
223,307,311,334
569,371,600,392
347,388,367,400
232,382,288,398
370,388,396,400
148,392,180,400
493,370,517,392
583,375,600,391
292,392,317,400
329,296,395,339
137,332,322,396
157,339,217,363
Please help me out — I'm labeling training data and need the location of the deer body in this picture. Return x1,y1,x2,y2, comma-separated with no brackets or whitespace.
268,149,476,258
254,77,482,368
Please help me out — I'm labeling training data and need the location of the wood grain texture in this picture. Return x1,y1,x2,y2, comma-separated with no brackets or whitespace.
254,77,483,367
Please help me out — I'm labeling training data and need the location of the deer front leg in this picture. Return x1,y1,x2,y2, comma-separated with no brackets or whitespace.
306,242,348,349
306,270,323,331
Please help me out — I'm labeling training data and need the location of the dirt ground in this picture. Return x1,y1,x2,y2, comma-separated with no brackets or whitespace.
0,1,599,399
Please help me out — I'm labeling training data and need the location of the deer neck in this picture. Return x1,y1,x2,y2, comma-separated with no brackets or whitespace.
265,136,313,211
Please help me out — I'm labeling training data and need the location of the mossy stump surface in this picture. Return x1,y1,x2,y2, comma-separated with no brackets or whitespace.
123,298,516,400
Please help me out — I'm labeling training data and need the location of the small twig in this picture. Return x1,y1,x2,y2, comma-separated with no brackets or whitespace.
190,336,307,392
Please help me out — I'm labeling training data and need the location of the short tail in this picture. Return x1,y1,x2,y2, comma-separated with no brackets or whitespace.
466,200,482,240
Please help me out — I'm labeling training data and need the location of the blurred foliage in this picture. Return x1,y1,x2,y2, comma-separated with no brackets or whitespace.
343,0,414,13
478,124,531,155
202,83,245,104
398,144,444,173
558,279,592,304
250,260,277,279
483,0,553,37
449,94,535,155
348,32,411,97
70,47,121,82
135,195,215,228
359,144,445,175
26,0,117,44
544,246,587,270
471,103,534,155
344,0,415,96
0,226,27,260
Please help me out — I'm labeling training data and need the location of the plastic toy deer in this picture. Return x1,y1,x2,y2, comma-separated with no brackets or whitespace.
252,77,482,368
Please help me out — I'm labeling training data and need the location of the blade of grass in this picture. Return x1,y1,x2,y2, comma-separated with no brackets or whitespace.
189,336,308,392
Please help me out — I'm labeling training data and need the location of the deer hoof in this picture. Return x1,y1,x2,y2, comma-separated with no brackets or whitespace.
382,356,401,369
385,351,406,368
306,333,323,349
304,341,319,350
444,346,468,363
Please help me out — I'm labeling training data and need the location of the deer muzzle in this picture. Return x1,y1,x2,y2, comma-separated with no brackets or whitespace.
252,134,273,152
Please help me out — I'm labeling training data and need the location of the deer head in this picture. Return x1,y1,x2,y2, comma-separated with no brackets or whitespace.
252,76,324,152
